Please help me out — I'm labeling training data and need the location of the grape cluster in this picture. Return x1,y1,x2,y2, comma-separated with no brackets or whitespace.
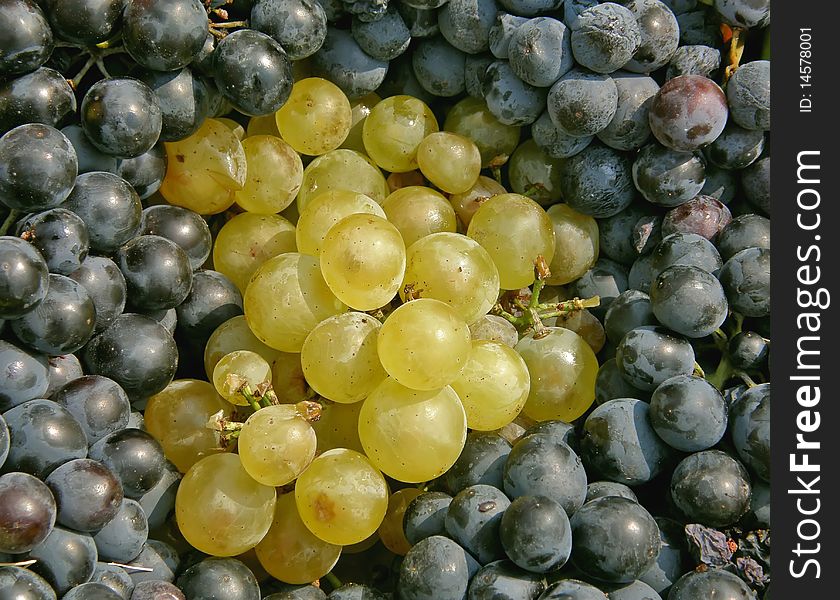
1,0,770,599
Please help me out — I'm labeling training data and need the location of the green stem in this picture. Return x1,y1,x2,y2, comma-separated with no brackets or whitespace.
324,572,343,589
735,370,758,388
707,354,735,390
71,55,97,88
238,384,263,413
210,20,247,28
693,361,706,378
0,209,20,236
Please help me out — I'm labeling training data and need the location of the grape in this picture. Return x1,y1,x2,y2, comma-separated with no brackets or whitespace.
397,535,479,600
44,354,82,399
623,0,680,73
444,484,510,565
416,132,481,194
532,111,593,160
244,252,347,352
311,400,364,455
0,236,48,319
638,517,687,595
231,138,301,215
126,542,177,584
0,67,76,134
700,164,738,204
352,7,411,61
297,190,385,257
570,3,641,74
670,450,751,527
499,495,571,574
482,61,547,127
239,403,317,487
596,73,659,152
138,67,211,143
138,461,180,530
632,143,706,207
649,75,728,152
705,124,765,170
212,350,272,405
547,69,618,138
62,582,123,599
17,208,89,276
312,28,388,99
660,195,731,240
545,204,599,286
116,235,193,312
718,247,770,317
297,148,389,211
0,0,53,77
444,431,511,493
595,359,647,406
362,95,438,173
0,123,77,211
277,78,352,156
122,0,207,71
669,568,757,600
729,331,769,370
175,270,243,342
615,326,695,391
726,60,770,131
0,339,49,410
52,375,130,445
742,155,770,215
443,97,521,168
652,263,727,336
251,0,328,60
713,0,769,28
667,44,721,79
329,583,388,600
45,458,123,532
382,186,458,247
0,566,56,599
437,0,497,54
130,581,185,600
89,429,166,500
176,453,276,556
40,1,118,46
176,557,260,600
92,498,148,563
403,492,452,545
572,259,629,319
294,448,388,545
507,138,564,205
301,312,387,404
0,471,56,554
649,374,727,452
522,420,576,447
359,378,467,482
340,92,380,153
539,580,607,600
488,12,527,59
411,37,466,98
29,527,97,595
204,315,280,380
470,315,518,348
377,298,471,390
717,214,770,261
160,118,248,215
509,17,573,88
650,232,722,277
60,123,118,175
397,3,440,37
585,481,638,504
116,142,167,200
560,144,635,218
64,172,142,255
265,586,326,600
571,496,660,583
378,487,424,555
730,383,770,482
92,563,135,598
604,290,656,344
515,327,598,422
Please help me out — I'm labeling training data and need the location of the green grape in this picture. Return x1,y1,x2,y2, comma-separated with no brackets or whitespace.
443,97,521,168
400,232,499,325
296,189,385,256
255,492,341,584
362,95,439,173
212,213,297,293
297,149,389,212
217,117,245,140
238,402,319,487
276,78,353,156
416,131,482,194
204,315,281,380
160,118,247,215
176,453,276,556
246,113,281,138
271,351,312,403
358,378,467,482
450,340,530,431
311,400,365,455
235,135,303,214
449,175,507,228
244,252,347,352
295,448,389,546
381,186,457,248
514,327,598,422
378,487,423,556
545,204,599,285
342,532,379,554
508,138,564,207
377,298,472,390
319,214,406,311
212,350,272,406
300,312,387,404
341,92,381,153
469,314,519,348
145,379,231,473
467,193,556,290
551,308,606,354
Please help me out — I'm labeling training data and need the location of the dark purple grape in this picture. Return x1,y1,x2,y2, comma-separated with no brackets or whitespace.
61,124,119,175
69,256,128,334
397,535,480,600
175,270,243,341
0,67,76,134
649,374,727,451
649,75,728,151
547,69,617,138
649,264,728,338
729,383,770,482
522,420,575,447
137,461,179,531
508,17,573,88
498,0,563,17
604,290,656,344
531,111,593,159
403,491,452,545
639,517,688,595
81,313,178,400
63,582,124,600
700,164,738,204
29,526,97,595
311,28,388,100
627,253,657,293
650,232,722,278
499,495,571,573
632,143,705,208
18,208,90,275
92,563,135,599
595,358,648,406
0,236,49,319
464,54,493,99
538,579,606,600
138,68,211,142
122,0,208,72
116,235,193,312
726,60,770,131
126,543,176,584
660,195,732,240
716,214,770,261
571,258,629,319
741,155,769,215
252,0,328,61
0,471,56,553
0,339,49,410
623,0,680,73
467,560,546,599
264,586,326,600
52,375,131,445
712,0,769,29
0,414,8,468
560,144,635,218
585,481,638,504
0,566,57,600
0,0,54,78
675,10,719,47
597,72,659,152
598,206,651,266
89,428,166,499
411,37,466,98
397,3,439,39
444,431,511,494
92,498,148,563
116,143,167,200
352,6,410,62
670,450,751,527
437,0,496,54
45,458,124,531
137,206,210,271
176,557,261,600
483,60,546,127
445,484,510,565
615,326,695,392
340,0,387,22
666,44,721,79
570,2,641,74
0,123,77,211
704,124,765,169
43,0,125,45
129,580,185,600
728,331,769,370
718,247,770,317
488,12,527,59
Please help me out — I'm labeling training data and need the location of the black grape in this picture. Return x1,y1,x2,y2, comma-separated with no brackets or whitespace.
352,6,411,62
312,28,389,100
649,75,728,152
116,143,167,200
615,326,695,391
597,72,659,152
252,0,329,61
538,579,607,600
729,383,770,482
0,566,57,600
623,0,680,73
176,557,261,600
483,61,547,127
123,580,184,599
61,124,119,175
403,491,452,546
43,0,125,46
445,484,510,565
88,428,166,500
91,563,135,599
670,450,751,527
0,471,56,553
488,12,527,59
569,2,641,73
560,144,635,218
68,256,128,334
649,232,722,278
437,0,496,54
29,526,98,595
0,339,50,410
116,235,193,312
531,111,593,159
728,331,769,371
666,44,721,79
604,290,656,345
726,60,770,131
444,431,511,493
571,258,629,319
595,358,648,406
175,270,243,341
508,17,573,88
52,375,131,445
585,481,638,503
397,535,480,600
0,67,77,134
92,498,148,563
712,0,770,29
600,206,652,266
138,68,212,142
704,123,765,169
669,568,757,599
499,495,571,573
18,208,90,275
632,143,705,208
138,204,212,272
127,540,177,584
639,517,688,595
0,236,49,319
741,155,769,215
547,69,617,138
122,0,208,72
62,582,124,599
0,414,7,468
716,214,770,261
0,0,54,78
660,195,732,240
411,37,467,98
649,264,728,338
718,247,770,317
648,374,728,452
45,458,124,532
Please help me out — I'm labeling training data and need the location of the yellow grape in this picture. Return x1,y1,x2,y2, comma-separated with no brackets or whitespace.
377,298,471,390
204,315,280,380
216,117,245,140
271,351,312,403
296,189,385,256
311,400,365,454
255,492,341,584
381,186,457,247
244,252,347,352
449,175,507,228
319,214,406,311
416,131,481,194
358,378,467,482
552,308,606,354
212,350,272,406
246,113,281,138
469,314,519,348
450,340,530,431
400,232,500,325
300,312,387,404
160,118,247,215
514,327,598,422
175,453,276,556
276,78,352,155
378,488,424,555
212,213,297,293
341,92,381,153
443,97,521,168
295,448,389,546
342,532,379,554
238,403,318,487
362,95,439,173
145,379,231,473
235,135,303,214
508,138,564,206
467,193,556,290
297,149,389,212
545,204,599,285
